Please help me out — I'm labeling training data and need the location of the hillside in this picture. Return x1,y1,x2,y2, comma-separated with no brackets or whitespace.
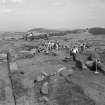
88,27,105,35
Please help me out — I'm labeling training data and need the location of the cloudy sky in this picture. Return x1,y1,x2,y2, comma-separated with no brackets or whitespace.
0,0,105,31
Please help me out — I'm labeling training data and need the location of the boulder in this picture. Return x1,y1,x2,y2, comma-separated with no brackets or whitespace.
10,62,18,71
36,72,48,82
96,63,105,74
86,60,105,74
87,53,100,61
41,82,49,95
75,58,88,70
85,61,94,68
59,69,73,77
82,63,87,70
36,75,45,82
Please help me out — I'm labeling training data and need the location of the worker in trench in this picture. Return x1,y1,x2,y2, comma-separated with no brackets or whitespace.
70,46,79,61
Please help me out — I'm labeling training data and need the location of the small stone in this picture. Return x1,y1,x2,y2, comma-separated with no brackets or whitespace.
85,61,94,68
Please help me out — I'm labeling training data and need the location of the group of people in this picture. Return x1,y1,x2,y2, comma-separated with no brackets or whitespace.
42,40,60,53
40,40,87,59
24,32,87,57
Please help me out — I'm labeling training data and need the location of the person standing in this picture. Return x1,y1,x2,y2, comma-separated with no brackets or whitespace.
80,43,86,53
71,47,79,61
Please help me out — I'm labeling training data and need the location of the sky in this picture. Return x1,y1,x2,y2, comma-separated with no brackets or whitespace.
0,0,105,31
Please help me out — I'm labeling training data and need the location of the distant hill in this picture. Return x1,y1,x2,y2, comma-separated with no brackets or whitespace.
28,28,63,33
70,29,86,33
28,28,88,36
88,27,105,35
64,29,87,35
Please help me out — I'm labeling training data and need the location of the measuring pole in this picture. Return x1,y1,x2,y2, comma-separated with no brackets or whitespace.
7,52,17,105
95,59,99,74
